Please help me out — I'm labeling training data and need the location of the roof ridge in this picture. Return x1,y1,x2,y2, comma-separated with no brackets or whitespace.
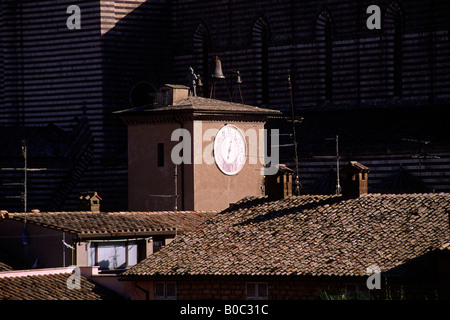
0,267,72,278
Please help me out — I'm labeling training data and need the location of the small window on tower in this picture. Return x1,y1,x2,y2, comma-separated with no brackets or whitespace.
158,143,164,167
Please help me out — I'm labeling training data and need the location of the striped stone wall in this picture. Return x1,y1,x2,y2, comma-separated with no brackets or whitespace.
0,1,103,127
0,1,173,211
170,0,450,110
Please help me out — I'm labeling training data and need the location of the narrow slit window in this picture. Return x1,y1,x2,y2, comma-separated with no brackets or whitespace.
393,14,403,97
325,20,333,101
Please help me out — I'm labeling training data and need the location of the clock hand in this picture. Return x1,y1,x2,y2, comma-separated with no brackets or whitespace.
227,140,232,160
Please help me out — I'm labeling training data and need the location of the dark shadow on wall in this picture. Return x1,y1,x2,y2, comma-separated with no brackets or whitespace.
101,0,174,157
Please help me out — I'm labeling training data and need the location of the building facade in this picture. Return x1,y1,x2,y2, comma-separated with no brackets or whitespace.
0,209,215,270
122,189,450,300
1,1,450,212
117,85,280,211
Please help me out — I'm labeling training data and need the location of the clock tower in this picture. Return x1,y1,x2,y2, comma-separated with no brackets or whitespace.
117,84,281,212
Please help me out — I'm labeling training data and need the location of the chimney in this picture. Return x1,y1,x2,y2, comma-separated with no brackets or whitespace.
265,164,294,199
79,191,102,213
341,161,370,198
157,84,189,106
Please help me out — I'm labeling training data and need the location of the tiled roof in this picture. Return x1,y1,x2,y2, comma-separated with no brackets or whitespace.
1,211,217,238
0,269,120,300
0,261,13,272
123,193,450,278
116,96,281,115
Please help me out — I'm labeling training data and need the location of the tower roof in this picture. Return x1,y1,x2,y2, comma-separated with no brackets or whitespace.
115,96,281,116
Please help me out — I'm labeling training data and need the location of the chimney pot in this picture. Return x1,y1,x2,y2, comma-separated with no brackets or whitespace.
341,161,370,198
78,191,102,212
265,164,294,199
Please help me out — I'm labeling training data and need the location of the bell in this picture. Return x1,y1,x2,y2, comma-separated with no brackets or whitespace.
212,56,225,79
197,75,203,87
236,71,242,84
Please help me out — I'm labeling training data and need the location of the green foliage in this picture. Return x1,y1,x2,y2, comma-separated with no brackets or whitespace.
317,289,370,300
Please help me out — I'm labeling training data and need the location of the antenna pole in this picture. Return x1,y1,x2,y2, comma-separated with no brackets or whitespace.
174,164,178,211
288,70,301,195
335,134,342,195
1,140,46,215
22,139,27,216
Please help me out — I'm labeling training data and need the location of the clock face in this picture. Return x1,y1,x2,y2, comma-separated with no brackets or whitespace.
213,125,247,175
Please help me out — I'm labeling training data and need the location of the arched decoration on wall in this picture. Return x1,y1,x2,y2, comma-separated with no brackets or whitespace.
193,23,211,96
385,1,404,97
315,9,334,102
129,81,157,108
252,16,271,107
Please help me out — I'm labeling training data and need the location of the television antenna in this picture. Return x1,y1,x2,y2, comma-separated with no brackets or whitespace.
287,70,302,195
401,138,440,175
325,135,342,195
1,139,47,215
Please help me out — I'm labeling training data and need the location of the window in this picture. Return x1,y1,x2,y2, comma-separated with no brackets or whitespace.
193,23,210,96
157,143,164,167
155,282,177,300
386,2,403,98
261,26,269,106
324,19,333,101
153,237,164,253
316,10,334,102
253,16,270,106
393,14,403,97
88,240,139,270
246,282,268,300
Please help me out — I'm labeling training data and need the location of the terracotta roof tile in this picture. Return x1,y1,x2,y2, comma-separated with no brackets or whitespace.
1,211,217,237
123,193,450,278
116,96,281,115
0,270,120,300
0,261,13,272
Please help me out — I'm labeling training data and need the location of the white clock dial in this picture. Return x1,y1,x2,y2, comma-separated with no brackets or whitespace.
213,125,246,175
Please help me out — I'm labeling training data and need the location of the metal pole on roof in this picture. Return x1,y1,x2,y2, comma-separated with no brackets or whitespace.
1,139,47,215
288,71,301,195
335,135,342,195
22,140,27,216
174,164,178,211
325,135,342,195
63,233,66,267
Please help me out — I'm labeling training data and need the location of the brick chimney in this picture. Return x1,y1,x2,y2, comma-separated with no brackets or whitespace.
265,164,294,199
341,161,370,198
79,191,102,212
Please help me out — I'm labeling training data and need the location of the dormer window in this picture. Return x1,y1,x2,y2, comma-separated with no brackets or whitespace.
88,240,139,270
